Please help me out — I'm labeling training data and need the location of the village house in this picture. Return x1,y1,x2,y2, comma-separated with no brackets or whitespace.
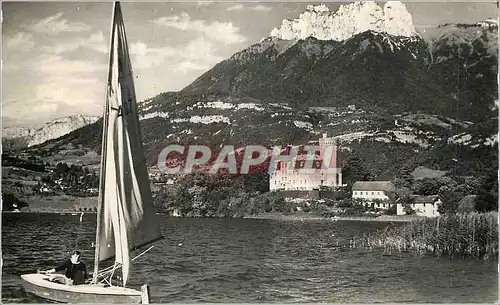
39,183,51,193
73,201,97,212
396,195,441,217
148,170,163,181
87,187,99,195
148,167,177,184
352,181,395,209
269,133,343,191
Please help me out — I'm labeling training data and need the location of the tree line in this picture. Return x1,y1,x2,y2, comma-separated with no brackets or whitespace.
39,162,99,196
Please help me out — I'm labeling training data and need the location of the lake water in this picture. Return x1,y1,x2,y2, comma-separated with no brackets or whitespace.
2,213,498,303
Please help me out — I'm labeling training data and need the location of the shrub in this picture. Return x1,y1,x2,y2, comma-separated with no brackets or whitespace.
360,212,498,259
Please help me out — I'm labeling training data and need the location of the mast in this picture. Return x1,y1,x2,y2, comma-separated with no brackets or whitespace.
92,1,118,284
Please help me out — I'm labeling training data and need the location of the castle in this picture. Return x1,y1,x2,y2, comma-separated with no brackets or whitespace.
269,134,343,191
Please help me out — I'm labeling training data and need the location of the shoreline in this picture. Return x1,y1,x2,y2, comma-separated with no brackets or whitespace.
243,213,419,222
3,210,419,222
5,194,422,222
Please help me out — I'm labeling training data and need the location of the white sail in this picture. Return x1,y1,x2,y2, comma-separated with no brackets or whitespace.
94,1,163,287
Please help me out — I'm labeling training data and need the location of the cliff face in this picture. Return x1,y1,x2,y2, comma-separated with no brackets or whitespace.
269,1,417,41
3,114,100,148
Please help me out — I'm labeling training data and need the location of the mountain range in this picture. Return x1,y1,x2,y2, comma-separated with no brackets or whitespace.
2,115,100,150
10,1,499,179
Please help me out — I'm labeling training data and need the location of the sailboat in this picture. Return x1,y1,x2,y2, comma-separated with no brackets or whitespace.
21,2,163,303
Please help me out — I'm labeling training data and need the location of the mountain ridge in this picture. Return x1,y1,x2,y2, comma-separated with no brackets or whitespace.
3,114,100,149
9,5,498,179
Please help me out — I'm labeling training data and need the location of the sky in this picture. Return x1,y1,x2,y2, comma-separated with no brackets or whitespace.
2,1,496,128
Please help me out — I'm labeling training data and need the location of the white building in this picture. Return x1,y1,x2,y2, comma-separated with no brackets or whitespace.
396,195,441,218
269,134,343,191
352,181,395,209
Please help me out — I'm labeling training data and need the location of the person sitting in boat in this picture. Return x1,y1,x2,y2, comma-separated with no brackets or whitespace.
45,251,88,285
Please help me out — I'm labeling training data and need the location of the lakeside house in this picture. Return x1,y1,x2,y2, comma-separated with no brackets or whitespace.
396,195,441,217
148,167,178,184
172,208,181,217
352,181,395,209
73,198,97,212
269,133,343,191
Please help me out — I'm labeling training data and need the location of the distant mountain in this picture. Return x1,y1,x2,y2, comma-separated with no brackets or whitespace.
23,2,498,178
2,114,100,150
427,21,498,122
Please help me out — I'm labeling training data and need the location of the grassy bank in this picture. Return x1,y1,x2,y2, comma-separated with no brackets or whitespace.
244,212,326,221
360,212,498,259
7,195,98,213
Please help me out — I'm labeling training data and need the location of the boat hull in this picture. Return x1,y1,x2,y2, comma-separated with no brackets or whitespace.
21,274,142,303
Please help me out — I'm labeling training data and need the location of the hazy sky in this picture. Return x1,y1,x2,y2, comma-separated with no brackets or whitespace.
2,1,495,128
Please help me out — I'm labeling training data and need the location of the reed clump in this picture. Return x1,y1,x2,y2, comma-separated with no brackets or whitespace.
360,212,498,259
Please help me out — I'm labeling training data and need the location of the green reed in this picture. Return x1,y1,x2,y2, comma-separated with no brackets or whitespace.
359,212,498,259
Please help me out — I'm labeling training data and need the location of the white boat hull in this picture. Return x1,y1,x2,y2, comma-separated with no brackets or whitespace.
21,274,142,303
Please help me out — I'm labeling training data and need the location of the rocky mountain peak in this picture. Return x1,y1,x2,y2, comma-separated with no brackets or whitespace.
270,1,418,41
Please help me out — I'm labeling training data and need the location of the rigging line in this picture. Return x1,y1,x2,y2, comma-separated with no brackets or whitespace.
109,261,118,286
90,245,155,277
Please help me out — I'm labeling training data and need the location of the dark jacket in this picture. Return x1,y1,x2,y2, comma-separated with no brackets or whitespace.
55,260,88,285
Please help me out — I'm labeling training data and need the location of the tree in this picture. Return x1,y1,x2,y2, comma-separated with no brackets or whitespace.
386,204,397,215
475,167,498,212
438,187,462,214
56,162,69,174
412,176,459,196
395,186,412,200
247,195,271,215
336,198,354,208
413,178,439,195
341,154,372,187
270,195,288,213
334,186,351,200
395,165,414,189
341,201,370,216
41,175,52,184
2,193,29,211
92,171,99,187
